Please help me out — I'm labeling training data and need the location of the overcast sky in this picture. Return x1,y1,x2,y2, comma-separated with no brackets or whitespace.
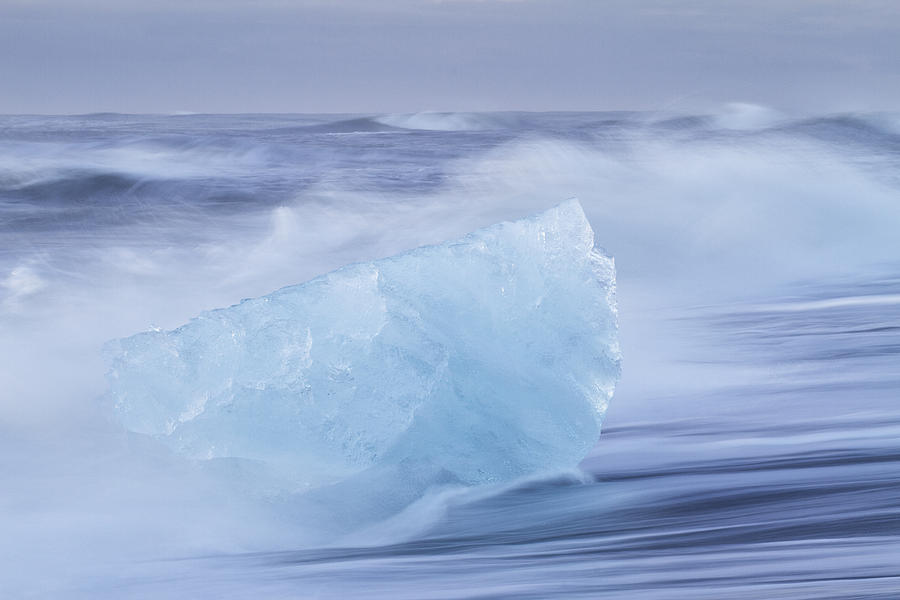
1,0,899,114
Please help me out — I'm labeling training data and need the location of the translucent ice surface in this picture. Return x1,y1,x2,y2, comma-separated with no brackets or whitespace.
105,200,619,512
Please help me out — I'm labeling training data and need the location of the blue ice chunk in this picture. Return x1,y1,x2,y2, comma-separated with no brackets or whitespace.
105,200,620,498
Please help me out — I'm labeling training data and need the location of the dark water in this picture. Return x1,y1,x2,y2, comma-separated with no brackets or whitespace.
1,109,899,598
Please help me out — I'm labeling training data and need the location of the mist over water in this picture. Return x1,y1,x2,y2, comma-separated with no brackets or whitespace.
1,109,899,598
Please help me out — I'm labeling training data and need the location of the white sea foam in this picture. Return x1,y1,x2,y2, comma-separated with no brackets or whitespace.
375,112,491,131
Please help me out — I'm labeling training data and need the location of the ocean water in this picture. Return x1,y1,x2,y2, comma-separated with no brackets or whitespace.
1,109,899,598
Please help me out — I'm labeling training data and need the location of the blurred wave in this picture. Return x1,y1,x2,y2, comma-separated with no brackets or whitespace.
1,109,899,598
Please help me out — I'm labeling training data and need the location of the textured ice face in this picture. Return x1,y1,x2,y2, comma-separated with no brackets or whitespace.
105,200,619,507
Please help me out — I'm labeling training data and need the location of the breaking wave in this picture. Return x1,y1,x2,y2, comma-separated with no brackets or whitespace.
2,108,900,598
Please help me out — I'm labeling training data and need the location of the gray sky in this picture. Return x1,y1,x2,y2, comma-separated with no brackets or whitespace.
1,0,899,114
